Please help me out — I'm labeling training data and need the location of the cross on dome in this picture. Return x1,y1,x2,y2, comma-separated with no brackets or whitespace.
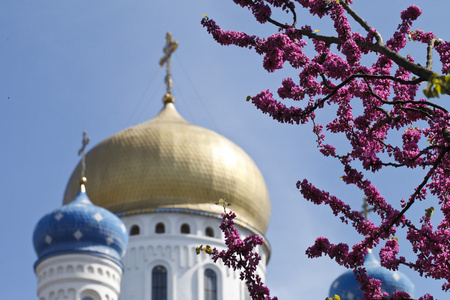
159,32,178,103
78,131,90,190
360,197,374,221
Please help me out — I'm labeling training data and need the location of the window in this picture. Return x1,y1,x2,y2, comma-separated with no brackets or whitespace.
205,227,214,237
244,286,252,300
152,265,167,300
180,223,190,234
204,269,217,300
80,289,100,300
130,225,140,236
155,222,165,234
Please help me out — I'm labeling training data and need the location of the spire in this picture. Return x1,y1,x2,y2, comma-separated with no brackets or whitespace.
159,32,178,104
360,198,374,221
77,131,90,191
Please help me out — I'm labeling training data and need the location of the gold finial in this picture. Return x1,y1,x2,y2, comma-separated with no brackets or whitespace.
79,177,87,193
159,32,178,103
360,198,374,220
78,131,90,188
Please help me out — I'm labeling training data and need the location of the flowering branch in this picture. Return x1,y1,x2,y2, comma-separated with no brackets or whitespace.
196,200,277,300
203,0,450,298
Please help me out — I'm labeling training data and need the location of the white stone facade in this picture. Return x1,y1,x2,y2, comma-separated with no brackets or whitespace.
35,254,123,300
119,212,269,300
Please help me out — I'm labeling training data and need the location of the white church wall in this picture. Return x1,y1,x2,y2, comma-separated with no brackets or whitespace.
35,254,123,300
119,212,269,300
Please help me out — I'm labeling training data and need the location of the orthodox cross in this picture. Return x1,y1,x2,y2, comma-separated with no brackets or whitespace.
78,131,90,179
159,32,178,96
360,197,374,220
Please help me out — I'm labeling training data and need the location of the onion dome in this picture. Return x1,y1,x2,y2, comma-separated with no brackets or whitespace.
33,182,128,269
63,99,271,234
329,251,415,299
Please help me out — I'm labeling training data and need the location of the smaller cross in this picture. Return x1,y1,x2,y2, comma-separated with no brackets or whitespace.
159,32,178,97
78,131,90,179
360,198,374,220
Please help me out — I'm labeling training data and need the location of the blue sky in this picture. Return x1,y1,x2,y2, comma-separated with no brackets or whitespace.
1,1,449,299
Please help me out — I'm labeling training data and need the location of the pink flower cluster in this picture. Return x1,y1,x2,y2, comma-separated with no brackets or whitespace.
200,208,277,300
203,1,450,299
436,42,450,74
379,238,405,271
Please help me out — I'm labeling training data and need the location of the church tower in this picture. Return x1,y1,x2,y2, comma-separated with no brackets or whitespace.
328,249,415,299
35,33,272,300
33,177,129,300
328,201,415,299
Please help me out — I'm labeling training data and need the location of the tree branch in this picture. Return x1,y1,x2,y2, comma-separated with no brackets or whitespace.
341,2,383,45
426,38,443,70
262,3,436,81
391,147,450,226
362,77,449,114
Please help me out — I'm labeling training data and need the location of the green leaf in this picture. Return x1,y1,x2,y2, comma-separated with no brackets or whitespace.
429,73,438,81
433,88,440,98
423,86,432,98
435,82,442,94
425,206,434,218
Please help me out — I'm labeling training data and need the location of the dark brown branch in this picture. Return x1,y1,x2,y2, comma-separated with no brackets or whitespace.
358,74,424,85
426,38,443,70
389,99,447,114
399,260,419,269
362,77,448,114
360,41,435,80
369,113,401,132
320,73,444,118
274,25,435,81
266,16,293,29
339,73,424,86
401,106,433,119
260,1,436,81
282,0,297,27
320,73,424,105
404,222,450,271
390,147,450,226
379,145,443,168
341,2,383,45
245,0,297,27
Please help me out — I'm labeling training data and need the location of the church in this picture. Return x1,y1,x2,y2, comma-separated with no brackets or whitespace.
32,33,271,300
32,34,414,300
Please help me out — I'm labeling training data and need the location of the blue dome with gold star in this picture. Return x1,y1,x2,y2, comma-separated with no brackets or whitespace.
329,251,415,299
33,184,128,269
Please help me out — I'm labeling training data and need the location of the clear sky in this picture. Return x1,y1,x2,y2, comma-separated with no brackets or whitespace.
1,1,449,299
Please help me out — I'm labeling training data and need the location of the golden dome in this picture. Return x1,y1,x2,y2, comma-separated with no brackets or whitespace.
63,101,271,234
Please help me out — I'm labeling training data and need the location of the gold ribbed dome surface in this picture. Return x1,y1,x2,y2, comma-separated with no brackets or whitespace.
63,102,270,234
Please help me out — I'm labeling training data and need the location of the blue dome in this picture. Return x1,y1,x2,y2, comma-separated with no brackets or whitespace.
33,187,128,269
329,251,415,299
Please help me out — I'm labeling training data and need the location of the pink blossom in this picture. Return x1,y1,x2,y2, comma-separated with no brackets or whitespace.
204,1,450,298
199,208,277,300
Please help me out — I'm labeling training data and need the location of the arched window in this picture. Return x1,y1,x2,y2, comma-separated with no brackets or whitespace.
204,269,217,300
80,289,100,300
205,227,214,237
244,286,252,300
130,225,140,236
155,222,165,234
152,265,167,300
180,223,190,234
